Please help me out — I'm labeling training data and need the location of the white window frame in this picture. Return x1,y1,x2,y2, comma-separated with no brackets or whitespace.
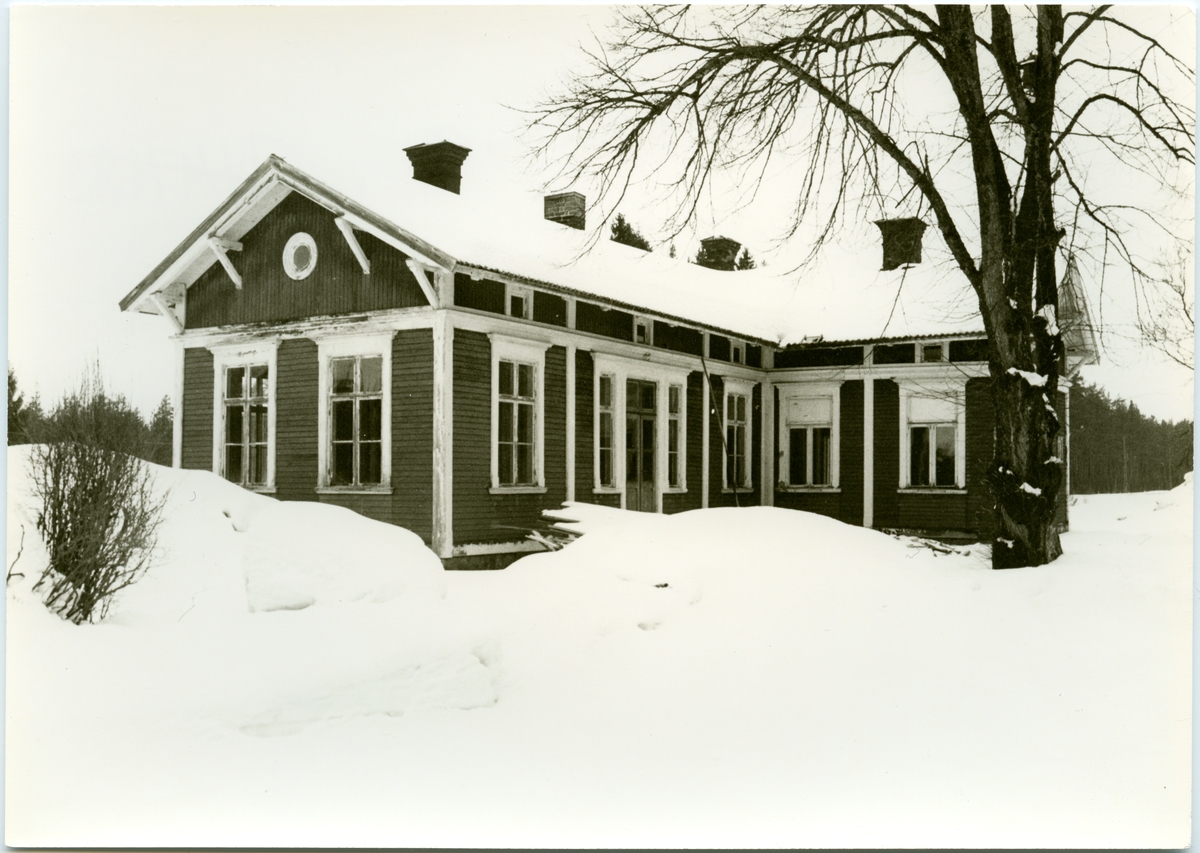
722,377,755,492
592,353,690,505
667,382,685,490
315,331,394,493
595,372,618,491
898,379,967,491
490,334,550,494
210,339,279,492
731,340,745,365
506,284,533,320
919,341,947,363
633,316,653,346
777,382,840,490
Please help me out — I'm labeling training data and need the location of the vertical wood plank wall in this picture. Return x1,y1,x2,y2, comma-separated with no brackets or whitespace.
452,330,568,544
181,347,214,471
274,338,319,500
185,191,429,330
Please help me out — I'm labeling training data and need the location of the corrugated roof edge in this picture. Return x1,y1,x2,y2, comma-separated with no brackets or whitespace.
459,262,779,348
780,330,987,348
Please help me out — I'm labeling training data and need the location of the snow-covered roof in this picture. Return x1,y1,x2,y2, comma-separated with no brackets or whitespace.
122,151,987,346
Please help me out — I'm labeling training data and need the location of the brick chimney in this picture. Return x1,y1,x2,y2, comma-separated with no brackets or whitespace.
403,141,471,194
544,192,586,230
696,236,741,271
874,217,928,271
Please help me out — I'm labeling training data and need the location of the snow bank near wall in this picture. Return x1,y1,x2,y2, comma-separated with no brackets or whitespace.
242,502,444,612
5,446,445,623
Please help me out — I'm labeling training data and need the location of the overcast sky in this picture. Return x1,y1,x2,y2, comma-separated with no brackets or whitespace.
6,4,1195,423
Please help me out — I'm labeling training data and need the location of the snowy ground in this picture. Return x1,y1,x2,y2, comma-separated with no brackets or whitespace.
5,447,1192,848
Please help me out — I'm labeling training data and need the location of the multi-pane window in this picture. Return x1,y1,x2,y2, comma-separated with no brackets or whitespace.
789,426,832,486
725,392,749,489
910,424,956,487
498,359,536,486
904,390,960,489
329,355,383,486
784,395,834,487
598,374,615,488
668,384,683,488
224,364,269,487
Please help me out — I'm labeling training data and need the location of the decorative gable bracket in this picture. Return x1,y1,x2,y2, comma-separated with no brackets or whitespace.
405,258,441,308
207,236,244,289
334,216,371,275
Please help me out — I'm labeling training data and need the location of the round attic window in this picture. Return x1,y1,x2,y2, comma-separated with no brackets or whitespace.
283,233,317,280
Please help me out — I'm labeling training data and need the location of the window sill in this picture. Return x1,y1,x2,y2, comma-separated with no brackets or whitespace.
248,486,277,495
897,487,967,495
316,485,394,495
663,487,687,494
489,485,548,495
592,487,622,495
776,486,841,494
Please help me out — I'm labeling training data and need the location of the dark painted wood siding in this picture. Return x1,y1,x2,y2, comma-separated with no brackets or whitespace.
574,349,595,496
571,349,621,509
896,492,969,530
533,292,568,327
454,275,505,314
181,348,214,471
391,329,434,543
966,377,995,537
576,302,634,341
839,380,864,525
873,379,901,528
185,191,429,329
452,330,567,544
275,338,319,501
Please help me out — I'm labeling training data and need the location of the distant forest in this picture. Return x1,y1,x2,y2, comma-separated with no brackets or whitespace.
1069,381,1193,494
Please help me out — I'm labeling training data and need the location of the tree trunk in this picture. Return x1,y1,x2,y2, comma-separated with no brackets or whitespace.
988,363,1064,568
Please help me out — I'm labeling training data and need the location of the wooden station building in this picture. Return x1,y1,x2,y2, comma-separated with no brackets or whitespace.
120,144,1097,568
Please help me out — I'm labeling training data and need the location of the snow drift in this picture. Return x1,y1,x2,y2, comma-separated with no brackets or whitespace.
5,448,1192,848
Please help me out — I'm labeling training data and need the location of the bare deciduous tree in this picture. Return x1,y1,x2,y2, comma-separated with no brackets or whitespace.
531,5,1194,568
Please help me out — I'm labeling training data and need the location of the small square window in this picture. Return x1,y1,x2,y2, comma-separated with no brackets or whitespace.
634,318,652,345
732,343,744,364
922,344,944,363
507,286,532,320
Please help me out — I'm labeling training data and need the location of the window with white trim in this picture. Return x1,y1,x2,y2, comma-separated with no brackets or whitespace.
490,335,549,492
785,397,834,487
329,355,384,486
899,386,966,489
498,360,536,486
507,285,532,320
634,317,652,345
315,332,393,491
723,379,754,490
211,339,278,492
598,374,615,488
223,364,269,487
910,422,956,487
667,383,683,489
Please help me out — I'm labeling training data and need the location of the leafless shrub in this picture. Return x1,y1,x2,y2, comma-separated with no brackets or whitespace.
27,368,167,624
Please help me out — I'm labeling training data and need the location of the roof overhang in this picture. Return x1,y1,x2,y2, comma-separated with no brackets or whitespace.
119,155,457,316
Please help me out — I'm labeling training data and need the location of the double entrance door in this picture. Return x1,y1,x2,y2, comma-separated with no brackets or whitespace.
626,379,657,512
